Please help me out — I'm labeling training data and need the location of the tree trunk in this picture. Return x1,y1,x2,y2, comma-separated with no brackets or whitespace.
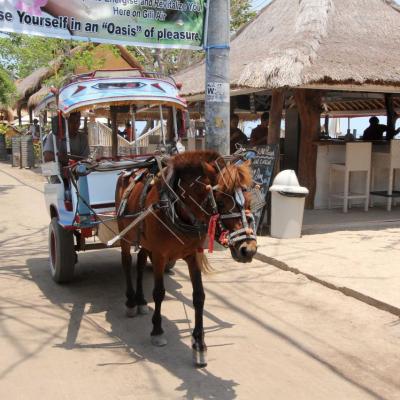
294,89,322,209
268,89,285,145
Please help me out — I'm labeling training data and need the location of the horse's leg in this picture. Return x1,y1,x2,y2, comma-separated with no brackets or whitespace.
121,240,137,317
186,254,207,367
135,248,149,315
150,254,167,346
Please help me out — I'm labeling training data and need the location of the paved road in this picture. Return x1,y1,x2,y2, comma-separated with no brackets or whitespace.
1,162,400,400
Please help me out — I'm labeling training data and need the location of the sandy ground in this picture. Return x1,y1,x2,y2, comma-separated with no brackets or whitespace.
256,226,400,312
1,162,400,400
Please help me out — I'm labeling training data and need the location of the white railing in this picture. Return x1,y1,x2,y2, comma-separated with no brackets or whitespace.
88,122,112,147
131,123,165,148
88,121,165,154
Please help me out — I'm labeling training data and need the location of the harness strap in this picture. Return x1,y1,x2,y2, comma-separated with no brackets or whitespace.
108,205,154,247
117,169,146,217
207,214,219,253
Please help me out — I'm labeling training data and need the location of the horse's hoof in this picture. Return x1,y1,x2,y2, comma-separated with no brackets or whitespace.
193,349,207,368
138,305,149,315
151,334,168,347
126,306,138,318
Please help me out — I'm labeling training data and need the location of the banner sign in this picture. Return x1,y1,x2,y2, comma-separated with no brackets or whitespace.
0,0,207,49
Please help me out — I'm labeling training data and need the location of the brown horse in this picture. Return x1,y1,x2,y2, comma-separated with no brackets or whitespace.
115,150,257,367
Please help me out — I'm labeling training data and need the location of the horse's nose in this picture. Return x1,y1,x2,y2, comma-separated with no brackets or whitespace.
239,242,257,260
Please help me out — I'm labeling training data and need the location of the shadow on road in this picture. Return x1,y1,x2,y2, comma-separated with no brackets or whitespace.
26,252,237,400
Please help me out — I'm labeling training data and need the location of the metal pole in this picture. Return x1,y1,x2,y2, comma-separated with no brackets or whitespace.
205,0,230,155
172,106,178,142
65,116,71,155
159,105,165,145
130,105,138,155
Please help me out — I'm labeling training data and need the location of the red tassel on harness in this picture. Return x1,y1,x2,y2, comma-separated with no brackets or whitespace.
207,214,219,253
219,230,229,247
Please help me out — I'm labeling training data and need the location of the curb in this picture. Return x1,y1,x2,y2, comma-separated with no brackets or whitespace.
255,252,400,318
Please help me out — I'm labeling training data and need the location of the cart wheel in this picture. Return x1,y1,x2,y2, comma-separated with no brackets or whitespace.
49,217,76,283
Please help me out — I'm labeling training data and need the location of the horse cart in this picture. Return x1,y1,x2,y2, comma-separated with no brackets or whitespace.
37,69,188,283
37,68,260,367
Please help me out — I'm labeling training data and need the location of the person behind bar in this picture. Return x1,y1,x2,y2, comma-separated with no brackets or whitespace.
230,114,248,153
250,112,269,146
362,116,400,141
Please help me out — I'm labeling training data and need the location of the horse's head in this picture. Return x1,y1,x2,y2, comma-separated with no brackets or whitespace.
211,160,258,263
170,151,257,263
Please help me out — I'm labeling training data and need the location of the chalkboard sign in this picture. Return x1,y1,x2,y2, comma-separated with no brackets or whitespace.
248,145,279,233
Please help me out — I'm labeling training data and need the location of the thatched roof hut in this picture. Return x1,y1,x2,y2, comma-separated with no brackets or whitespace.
176,0,400,98
0,105,14,122
27,86,51,110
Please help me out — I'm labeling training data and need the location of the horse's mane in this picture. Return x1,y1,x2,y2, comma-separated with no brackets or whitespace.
171,150,220,175
217,163,253,193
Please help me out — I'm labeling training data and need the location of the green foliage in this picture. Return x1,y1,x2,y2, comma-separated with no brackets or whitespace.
0,33,108,89
0,33,71,79
231,0,257,32
0,67,16,106
0,123,7,135
45,43,107,88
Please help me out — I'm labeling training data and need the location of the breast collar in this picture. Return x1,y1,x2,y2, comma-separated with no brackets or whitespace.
159,169,208,238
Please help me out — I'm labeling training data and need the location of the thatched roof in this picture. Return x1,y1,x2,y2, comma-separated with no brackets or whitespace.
20,45,143,110
0,105,14,122
27,86,51,109
16,59,61,104
175,0,400,98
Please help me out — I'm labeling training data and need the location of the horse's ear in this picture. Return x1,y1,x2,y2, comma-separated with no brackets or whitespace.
202,162,217,181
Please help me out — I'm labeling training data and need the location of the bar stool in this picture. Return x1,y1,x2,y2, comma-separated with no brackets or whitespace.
328,142,372,213
370,140,400,211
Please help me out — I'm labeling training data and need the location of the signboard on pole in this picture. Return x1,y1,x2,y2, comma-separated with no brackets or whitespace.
0,0,207,49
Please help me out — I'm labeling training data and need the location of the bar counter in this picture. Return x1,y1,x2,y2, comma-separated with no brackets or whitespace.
314,140,391,209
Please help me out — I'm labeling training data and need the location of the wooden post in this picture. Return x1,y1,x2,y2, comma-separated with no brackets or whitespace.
284,105,300,171
385,94,397,140
268,89,285,145
294,89,322,209
17,107,22,126
166,107,175,143
110,106,118,159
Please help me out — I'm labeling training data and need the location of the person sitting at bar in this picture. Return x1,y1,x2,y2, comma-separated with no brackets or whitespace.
230,114,248,153
250,112,269,146
362,116,400,141
43,112,89,165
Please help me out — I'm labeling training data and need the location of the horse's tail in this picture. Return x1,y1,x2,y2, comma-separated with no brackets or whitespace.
195,252,213,274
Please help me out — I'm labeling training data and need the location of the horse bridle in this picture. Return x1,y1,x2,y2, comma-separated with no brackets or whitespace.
157,159,257,248
203,185,257,248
